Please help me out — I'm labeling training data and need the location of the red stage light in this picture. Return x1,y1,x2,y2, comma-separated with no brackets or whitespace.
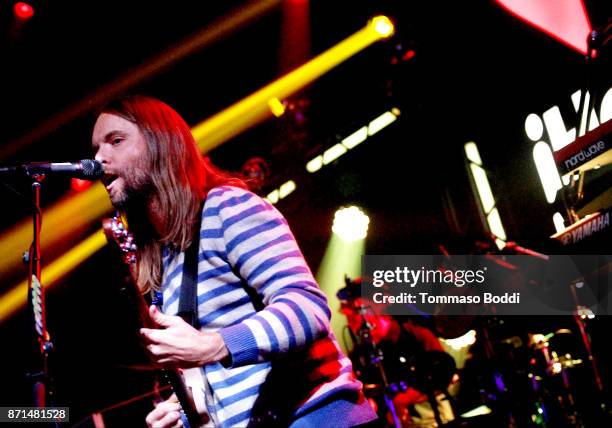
495,0,591,55
402,49,416,61
14,2,34,21
71,178,92,192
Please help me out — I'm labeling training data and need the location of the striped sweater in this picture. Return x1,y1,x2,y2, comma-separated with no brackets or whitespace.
160,186,370,427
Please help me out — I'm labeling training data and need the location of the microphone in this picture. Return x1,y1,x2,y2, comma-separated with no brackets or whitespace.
0,159,104,180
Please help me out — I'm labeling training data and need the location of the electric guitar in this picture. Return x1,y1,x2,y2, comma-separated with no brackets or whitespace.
102,215,209,428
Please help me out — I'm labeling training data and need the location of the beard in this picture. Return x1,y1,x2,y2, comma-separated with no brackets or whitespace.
111,161,154,210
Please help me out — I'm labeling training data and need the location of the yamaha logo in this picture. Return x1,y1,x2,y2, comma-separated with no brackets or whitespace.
561,211,611,245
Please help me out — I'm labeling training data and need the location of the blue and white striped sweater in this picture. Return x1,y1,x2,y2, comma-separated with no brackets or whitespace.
161,186,365,427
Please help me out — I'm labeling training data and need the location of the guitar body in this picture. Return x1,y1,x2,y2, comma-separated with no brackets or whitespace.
103,215,209,428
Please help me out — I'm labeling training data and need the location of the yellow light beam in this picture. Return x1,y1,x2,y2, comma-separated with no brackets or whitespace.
0,16,395,285
0,229,107,324
0,0,282,161
317,235,366,354
0,184,112,282
0,16,395,322
192,16,395,153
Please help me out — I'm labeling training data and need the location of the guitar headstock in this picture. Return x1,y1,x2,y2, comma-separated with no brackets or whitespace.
102,214,137,266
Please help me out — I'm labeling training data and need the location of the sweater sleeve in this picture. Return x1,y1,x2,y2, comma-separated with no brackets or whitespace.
212,186,332,367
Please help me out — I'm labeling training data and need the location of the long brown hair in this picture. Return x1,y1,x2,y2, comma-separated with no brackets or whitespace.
100,95,245,292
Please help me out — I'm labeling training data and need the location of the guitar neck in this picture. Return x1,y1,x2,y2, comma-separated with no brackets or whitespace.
102,216,205,428
163,370,203,428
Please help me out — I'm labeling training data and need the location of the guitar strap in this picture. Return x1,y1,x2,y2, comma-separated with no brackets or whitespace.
177,205,204,330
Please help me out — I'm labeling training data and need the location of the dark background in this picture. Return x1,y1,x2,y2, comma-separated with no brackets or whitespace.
0,0,610,426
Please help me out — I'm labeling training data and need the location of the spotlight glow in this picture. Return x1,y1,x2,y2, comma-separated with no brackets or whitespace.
464,142,482,165
341,126,368,149
470,164,495,213
368,111,397,136
332,206,370,242
278,180,296,199
268,97,286,117
306,156,323,173
370,16,395,38
266,189,279,204
465,141,507,249
323,143,347,165
14,2,34,21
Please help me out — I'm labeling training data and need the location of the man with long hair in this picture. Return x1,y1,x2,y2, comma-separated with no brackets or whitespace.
92,95,377,428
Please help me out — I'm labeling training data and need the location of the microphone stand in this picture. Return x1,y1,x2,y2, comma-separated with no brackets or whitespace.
25,172,55,408
355,304,401,428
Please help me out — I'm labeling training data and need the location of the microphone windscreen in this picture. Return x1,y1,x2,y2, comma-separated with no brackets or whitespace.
80,159,104,180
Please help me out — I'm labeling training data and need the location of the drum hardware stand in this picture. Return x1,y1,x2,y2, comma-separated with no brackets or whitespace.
570,284,604,392
536,333,582,427
570,281,608,422
477,317,520,427
422,379,447,428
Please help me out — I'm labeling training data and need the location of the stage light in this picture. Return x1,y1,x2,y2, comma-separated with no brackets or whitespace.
14,2,34,21
464,142,507,249
487,209,507,247
370,16,395,38
495,0,591,55
322,143,347,165
402,49,416,61
306,109,399,173
0,229,107,323
264,180,296,204
192,18,397,153
464,142,482,165
317,217,367,353
278,180,296,199
70,178,93,192
265,189,279,204
367,111,397,136
0,184,112,285
469,164,495,213
268,97,286,117
306,156,323,173
332,206,370,242
0,15,398,324
342,127,368,150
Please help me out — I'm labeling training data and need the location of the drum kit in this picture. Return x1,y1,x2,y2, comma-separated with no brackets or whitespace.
337,278,609,428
